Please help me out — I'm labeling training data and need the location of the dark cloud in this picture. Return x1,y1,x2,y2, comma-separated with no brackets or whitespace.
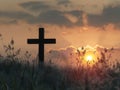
88,6,120,27
0,11,32,19
57,0,71,7
19,1,82,26
67,10,83,26
1,4,120,27
0,0,75,26
57,0,70,4
68,10,83,17
0,11,34,23
0,10,73,26
20,1,51,12
30,10,72,26
0,20,18,24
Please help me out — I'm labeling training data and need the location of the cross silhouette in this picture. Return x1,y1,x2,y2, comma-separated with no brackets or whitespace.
27,28,56,63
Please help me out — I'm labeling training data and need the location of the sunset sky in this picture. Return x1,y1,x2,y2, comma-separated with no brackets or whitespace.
0,0,120,56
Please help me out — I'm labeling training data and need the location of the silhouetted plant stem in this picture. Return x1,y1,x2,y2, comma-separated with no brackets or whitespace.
85,62,89,90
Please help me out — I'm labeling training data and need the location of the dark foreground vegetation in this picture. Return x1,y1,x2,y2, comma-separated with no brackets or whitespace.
0,59,63,90
0,58,119,90
0,38,120,90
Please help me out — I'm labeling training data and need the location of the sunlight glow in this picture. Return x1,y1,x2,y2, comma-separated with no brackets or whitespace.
84,51,97,64
86,55,93,61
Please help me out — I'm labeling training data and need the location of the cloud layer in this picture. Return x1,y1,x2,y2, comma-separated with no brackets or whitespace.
0,0,120,27
45,45,120,67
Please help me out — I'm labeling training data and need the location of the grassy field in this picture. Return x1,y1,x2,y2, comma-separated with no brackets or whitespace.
0,56,119,90
0,39,120,90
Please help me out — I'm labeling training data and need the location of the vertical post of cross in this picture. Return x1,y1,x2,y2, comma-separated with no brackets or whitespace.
27,28,56,64
39,28,44,62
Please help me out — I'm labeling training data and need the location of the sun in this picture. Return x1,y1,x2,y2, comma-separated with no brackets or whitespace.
84,51,97,64
85,55,93,61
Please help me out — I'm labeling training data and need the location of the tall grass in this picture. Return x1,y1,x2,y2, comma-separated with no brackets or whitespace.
0,37,119,90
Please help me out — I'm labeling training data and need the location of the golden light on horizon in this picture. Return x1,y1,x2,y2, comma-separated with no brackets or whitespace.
83,51,97,66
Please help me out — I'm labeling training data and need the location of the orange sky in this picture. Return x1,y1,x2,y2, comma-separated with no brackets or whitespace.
0,23,120,56
0,0,120,57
